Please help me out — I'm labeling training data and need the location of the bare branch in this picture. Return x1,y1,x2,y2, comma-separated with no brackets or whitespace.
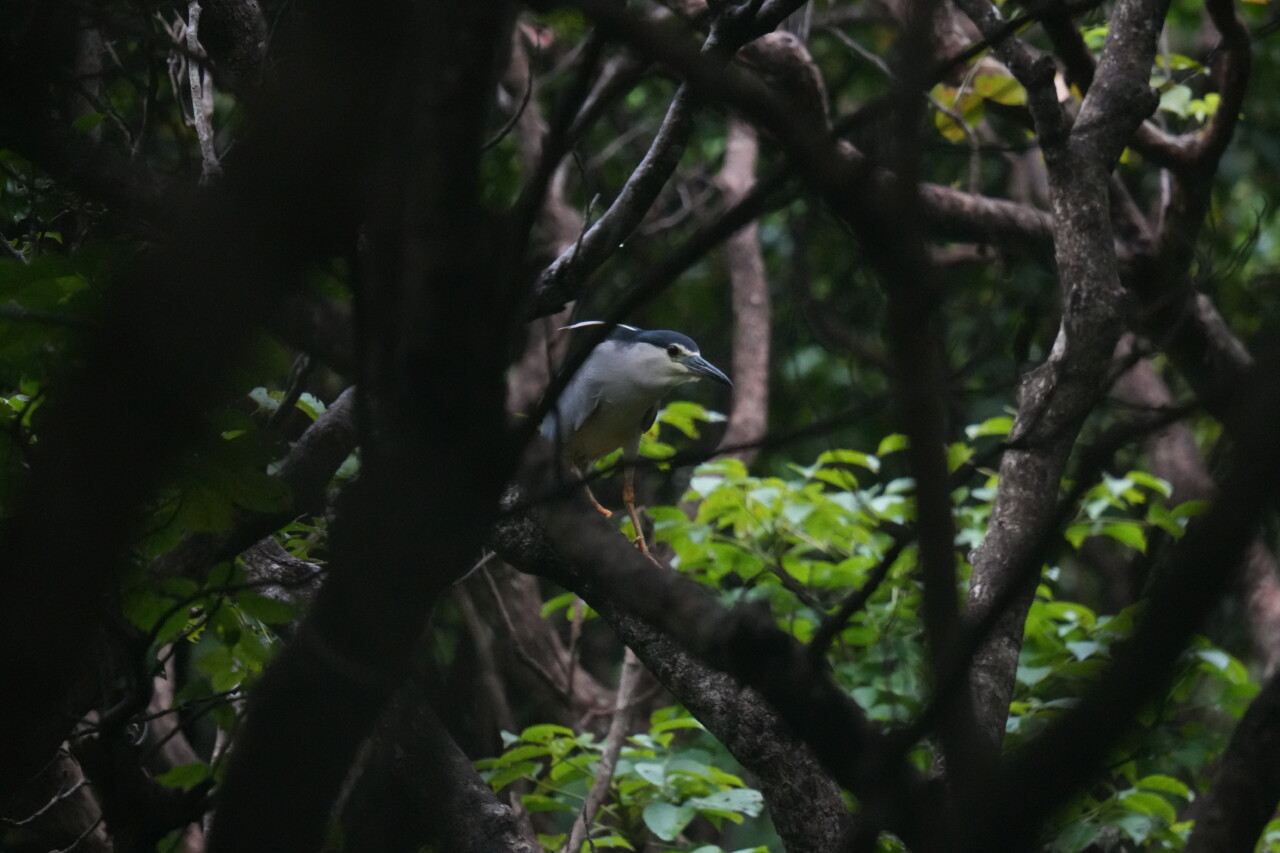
185,3,223,185
493,470,858,852
531,6,764,315
496,441,929,846
563,649,643,853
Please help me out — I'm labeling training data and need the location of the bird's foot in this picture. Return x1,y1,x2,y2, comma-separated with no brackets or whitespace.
585,484,613,517
632,530,663,567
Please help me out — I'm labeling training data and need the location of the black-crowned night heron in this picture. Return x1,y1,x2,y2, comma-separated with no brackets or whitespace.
542,321,732,552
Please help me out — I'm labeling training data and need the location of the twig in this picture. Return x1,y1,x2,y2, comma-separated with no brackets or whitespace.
484,34,538,153
0,231,26,263
186,1,222,185
0,777,89,827
807,535,911,665
267,354,316,433
479,565,572,701
72,689,240,739
563,649,643,853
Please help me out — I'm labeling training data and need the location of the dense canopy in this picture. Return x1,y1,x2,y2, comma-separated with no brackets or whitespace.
3,0,1280,851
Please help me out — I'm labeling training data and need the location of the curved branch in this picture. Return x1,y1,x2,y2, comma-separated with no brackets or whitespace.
493,469,857,851
978,348,1280,851
149,385,358,582
953,0,1167,760
495,442,929,846
531,82,699,313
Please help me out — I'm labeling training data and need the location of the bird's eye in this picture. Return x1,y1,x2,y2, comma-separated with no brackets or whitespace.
666,344,681,358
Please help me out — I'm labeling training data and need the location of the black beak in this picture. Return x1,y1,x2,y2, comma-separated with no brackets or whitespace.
686,354,733,387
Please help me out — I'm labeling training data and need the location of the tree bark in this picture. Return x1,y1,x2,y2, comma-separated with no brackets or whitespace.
714,116,771,465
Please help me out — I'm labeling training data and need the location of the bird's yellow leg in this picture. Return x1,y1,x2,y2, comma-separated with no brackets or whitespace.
584,483,613,518
623,468,652,558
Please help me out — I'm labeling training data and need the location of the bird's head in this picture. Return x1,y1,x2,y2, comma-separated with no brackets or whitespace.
629,328,734,390
560,321,734,393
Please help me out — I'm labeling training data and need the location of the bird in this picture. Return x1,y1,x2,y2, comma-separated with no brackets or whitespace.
542,321,732,553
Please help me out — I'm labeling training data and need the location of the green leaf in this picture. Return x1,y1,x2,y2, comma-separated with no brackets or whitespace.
642,802,697,841
966,416,1014,439
497,744,553,765
1126,471,1172,497
1137,774,1190,800
1189,92,1220,122
1114,812,1155,844
930,84,984,142
196,645,243,692
1162,53,1204,71
1158,83,1193,117
1100,522,1147,553
1050,821,1099,853
248,386,281,414
155,762,210,791
295,392,326,420
1119,790,1177,823
72,112,106,134
1065,640,1102,661
1172,499,1211,519
688,789,764,817
816,449,880,472
814,469,859,491
633,762,666,787
540,591,577,619
1017,665,1051,686
877,434,909,456
1081,25,1108,49
486,760,542,791
235,592,296,625
651,717,704,735
520,794,575,813
521,724,576,743
689,474,726,497
1147,501,1185,538
947,443,975,473
973,72,1027,105
1064,523,1091,549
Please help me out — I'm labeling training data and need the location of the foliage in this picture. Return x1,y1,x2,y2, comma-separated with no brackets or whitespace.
477,406,1258,849
5,0,1280,849
479,713,766,852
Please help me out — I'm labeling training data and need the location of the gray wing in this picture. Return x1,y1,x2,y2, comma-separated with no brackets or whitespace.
541,369,601,443
640,403,659,434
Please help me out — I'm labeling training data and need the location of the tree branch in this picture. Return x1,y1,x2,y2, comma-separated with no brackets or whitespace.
975,347,1280,850
496,441,929,846
714,116,771,466
954,0,1166,757
493,472,858,852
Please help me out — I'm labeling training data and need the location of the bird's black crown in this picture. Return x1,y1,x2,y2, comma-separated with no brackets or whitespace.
614,327,700,352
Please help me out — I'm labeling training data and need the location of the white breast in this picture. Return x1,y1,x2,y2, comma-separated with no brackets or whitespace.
553,340,692,464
